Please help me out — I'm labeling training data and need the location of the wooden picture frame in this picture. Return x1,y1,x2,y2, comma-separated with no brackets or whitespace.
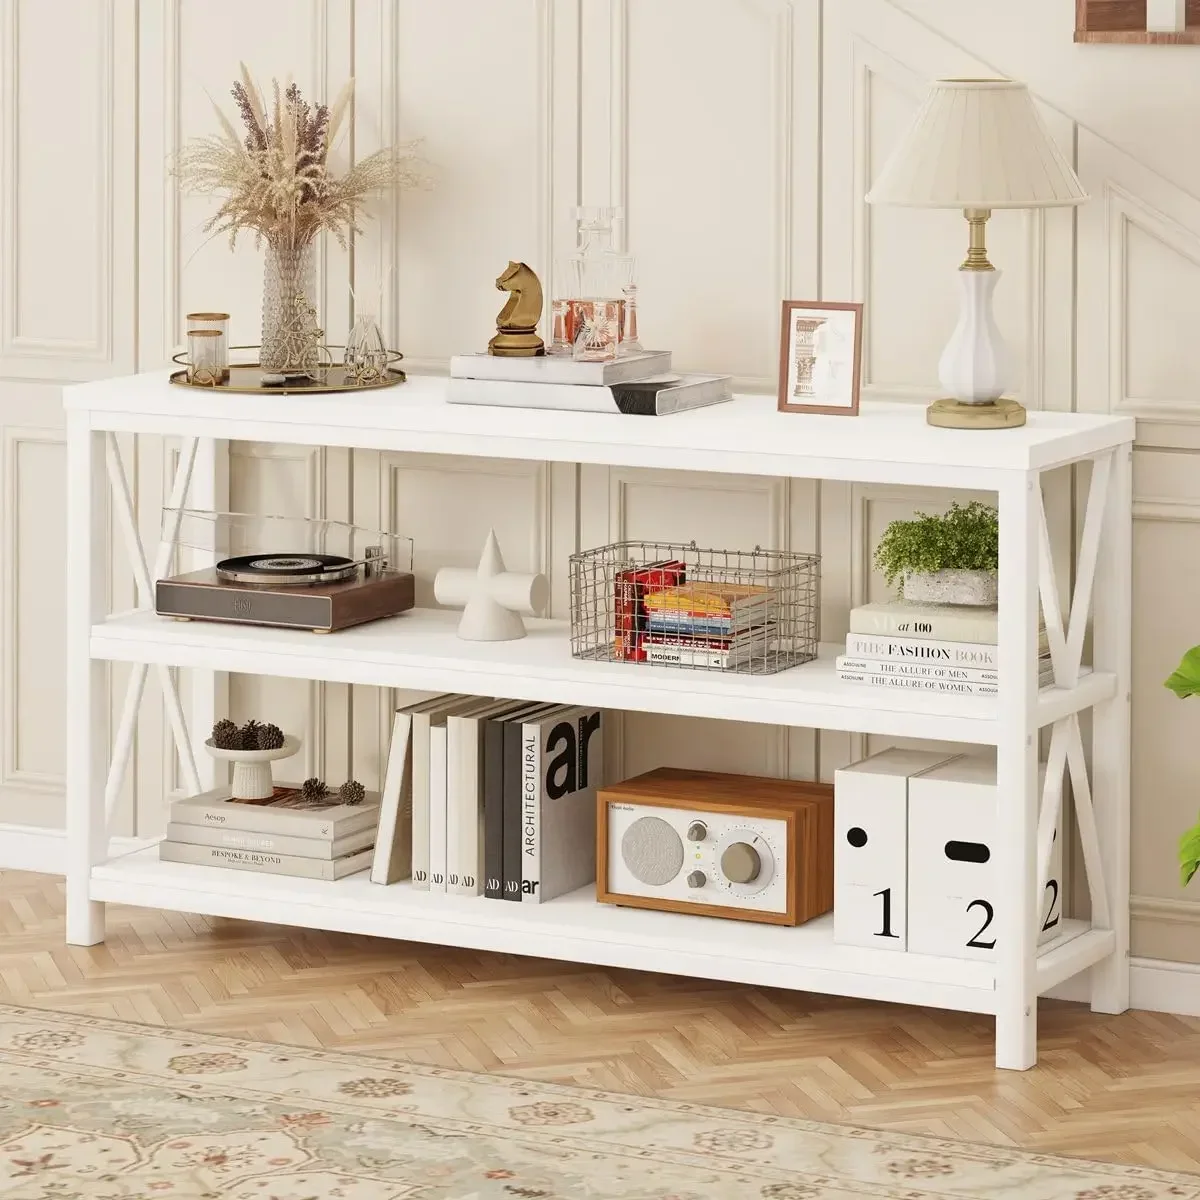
1076,0,1200,42
777,300,864,416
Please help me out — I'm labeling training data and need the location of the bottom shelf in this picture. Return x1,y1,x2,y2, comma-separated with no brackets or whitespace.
90,846,1114,1016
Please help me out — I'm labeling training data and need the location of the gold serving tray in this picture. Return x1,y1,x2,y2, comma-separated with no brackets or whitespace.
169,347,406,396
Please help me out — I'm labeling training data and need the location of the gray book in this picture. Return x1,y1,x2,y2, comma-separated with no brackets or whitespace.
170,786,380,841
165,821,375,860
449,350,672,386
524,707,605,903
158,840,373,880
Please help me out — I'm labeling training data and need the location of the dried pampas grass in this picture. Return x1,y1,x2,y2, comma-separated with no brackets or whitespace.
176,65,429,250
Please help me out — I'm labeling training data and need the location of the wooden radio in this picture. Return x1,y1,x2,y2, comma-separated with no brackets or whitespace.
597,767,834,926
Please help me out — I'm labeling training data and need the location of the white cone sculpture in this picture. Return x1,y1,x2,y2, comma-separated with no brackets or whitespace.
433,529,549,641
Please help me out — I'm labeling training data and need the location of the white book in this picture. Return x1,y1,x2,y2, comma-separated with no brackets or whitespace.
410,695,477,890
836,654,1052,685
428,724,449,893
837,670,999,697
171,786,380,841
446,698,524,897
846,631,1010,669
446,372,733,416
849,600,1045,645
371,694,451,886
159,840,373,881
165,821,375,861
449,350,672,386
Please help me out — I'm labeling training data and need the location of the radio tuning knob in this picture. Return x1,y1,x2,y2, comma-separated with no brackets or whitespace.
686,870,706,888
686,821,707,842
721,842,761,884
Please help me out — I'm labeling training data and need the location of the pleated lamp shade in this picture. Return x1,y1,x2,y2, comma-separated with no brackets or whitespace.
866,78,1087,209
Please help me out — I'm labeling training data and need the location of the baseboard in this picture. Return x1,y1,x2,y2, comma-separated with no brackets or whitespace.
0,823,149,876
6,822,1200,1019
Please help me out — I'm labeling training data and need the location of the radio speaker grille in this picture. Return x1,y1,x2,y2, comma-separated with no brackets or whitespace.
620,816,684,885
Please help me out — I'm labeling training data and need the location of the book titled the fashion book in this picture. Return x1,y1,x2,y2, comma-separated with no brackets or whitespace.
446,373,733,416
844,631,1047,670
170,786,380,841
159,840,373,880
449,350,672,386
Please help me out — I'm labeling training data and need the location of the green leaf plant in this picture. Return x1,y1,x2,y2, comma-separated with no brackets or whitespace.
1166,646,1200,885
872,501,999,593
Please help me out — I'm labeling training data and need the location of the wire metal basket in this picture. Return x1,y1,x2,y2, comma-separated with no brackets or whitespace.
569,540,820,675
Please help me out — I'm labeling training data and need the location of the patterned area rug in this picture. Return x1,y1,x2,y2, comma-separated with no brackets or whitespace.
1,1003,1197,1199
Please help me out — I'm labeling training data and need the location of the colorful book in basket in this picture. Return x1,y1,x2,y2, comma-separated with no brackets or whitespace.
642,583,777,637
614,560,686,661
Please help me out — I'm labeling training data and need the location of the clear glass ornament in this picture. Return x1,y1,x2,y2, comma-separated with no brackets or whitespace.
261,240,319,375
573,299,621,362
344,312,389,383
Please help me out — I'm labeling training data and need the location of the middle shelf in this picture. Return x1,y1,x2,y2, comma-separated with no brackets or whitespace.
92,607,1115,744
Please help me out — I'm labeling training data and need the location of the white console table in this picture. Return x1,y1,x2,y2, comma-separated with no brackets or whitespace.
62,372,1135,1071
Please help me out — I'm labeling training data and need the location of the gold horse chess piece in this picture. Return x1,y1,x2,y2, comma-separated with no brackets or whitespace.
487,261,545,357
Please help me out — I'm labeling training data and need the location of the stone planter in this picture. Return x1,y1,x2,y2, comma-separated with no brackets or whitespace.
902,569,997,607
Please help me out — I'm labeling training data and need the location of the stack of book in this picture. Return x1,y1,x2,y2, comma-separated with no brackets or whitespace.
371,694,605,904
836,600,1053,696
638,582,777,669
447,351,733,416
161,787,381,880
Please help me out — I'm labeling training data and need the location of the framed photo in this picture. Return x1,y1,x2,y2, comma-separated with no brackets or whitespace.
777,300,864,416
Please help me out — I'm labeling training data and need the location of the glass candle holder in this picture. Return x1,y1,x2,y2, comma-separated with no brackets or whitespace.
549,299,572,355
573,299,622,362
187,329,223,386
186,312,230,380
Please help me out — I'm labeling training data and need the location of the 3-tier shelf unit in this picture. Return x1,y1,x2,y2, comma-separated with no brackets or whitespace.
63,372,1134,1071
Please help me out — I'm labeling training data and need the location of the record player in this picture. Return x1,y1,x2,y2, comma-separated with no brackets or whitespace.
155,511,415,633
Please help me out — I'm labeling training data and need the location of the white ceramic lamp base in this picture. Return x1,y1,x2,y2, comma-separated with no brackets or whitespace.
434,529,550,642
930,268,1025,430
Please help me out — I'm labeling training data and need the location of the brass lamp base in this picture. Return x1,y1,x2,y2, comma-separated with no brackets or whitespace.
927,397,1026,429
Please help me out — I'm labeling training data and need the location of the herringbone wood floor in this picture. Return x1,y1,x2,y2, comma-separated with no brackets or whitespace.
3,870,1200,1172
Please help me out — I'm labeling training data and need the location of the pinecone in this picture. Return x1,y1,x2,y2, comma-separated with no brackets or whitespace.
338,779,366,807
211,718,241,750
239,719,261,749
300,777,329,805
256,723,285,751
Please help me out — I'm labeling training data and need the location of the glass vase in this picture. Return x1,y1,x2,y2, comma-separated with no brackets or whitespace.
261,240,319,375
343,312,389,383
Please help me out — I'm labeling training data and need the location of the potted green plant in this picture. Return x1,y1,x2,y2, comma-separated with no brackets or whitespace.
873,500,999,606
1165,650,1200,884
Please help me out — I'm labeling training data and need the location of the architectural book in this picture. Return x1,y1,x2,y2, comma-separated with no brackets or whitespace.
159,840,373,880
520,705,604,904
449,350,672,386
446,373,733,415
170,786,380,841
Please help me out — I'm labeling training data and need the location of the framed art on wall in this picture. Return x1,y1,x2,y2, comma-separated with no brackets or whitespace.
777,300,864,416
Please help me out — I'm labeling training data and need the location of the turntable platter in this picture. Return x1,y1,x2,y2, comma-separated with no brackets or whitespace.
215,553,360,586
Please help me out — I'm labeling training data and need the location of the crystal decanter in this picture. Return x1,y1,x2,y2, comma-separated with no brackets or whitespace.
556,206,635,362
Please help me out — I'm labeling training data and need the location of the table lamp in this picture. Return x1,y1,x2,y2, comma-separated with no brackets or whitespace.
866,78,1087,429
